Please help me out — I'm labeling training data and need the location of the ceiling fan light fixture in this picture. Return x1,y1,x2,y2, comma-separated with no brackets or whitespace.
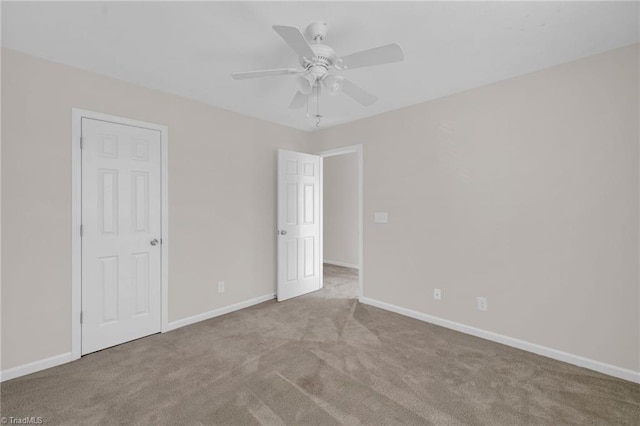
323,75,344,96
296,74,315,95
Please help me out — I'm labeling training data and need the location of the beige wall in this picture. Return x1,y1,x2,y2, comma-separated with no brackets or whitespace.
1,48,306,370
323,153,359,267
310,45,640,372
3,44,639,375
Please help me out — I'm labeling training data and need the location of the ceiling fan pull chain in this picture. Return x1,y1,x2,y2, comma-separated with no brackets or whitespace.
316,85,322,127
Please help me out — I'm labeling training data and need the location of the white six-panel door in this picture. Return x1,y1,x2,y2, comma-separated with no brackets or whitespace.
81,118,162,354
277,150,321,301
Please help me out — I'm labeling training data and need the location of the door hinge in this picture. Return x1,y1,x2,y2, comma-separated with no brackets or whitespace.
80,224,83,237
80,137,84,149
80,311,83,324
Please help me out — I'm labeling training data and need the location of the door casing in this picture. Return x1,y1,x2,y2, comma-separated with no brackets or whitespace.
71,108,169,360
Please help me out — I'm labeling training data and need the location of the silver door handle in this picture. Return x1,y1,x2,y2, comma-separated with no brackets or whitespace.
279,230,287,235
150,238,159,246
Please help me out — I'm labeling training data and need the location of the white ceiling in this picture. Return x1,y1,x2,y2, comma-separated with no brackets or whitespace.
2,1,638,132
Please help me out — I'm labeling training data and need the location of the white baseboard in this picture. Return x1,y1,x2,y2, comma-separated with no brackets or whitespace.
359,296,640,384
164,293,275,332
0,352,72,383
1,293,276,382
323,259,360,270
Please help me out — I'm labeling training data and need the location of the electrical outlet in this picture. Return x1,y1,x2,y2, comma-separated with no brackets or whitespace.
477,297,488,311
218,281,225,293
374,212,389,223
433,288,442,301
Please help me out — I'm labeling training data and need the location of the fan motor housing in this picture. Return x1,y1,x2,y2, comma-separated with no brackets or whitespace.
301,44,337,69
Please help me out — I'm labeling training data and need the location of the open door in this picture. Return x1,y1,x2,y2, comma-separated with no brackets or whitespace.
277,150,322,301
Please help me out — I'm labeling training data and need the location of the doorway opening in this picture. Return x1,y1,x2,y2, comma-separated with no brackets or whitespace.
318,145,363,300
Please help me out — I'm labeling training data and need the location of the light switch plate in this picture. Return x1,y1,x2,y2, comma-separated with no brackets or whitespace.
374,212,389,223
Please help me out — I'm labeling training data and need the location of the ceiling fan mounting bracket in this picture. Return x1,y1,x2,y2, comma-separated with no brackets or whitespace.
305,21,328,42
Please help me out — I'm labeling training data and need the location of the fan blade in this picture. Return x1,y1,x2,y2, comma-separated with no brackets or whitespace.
289,91,307,109
341,79,378,106
339,43,404,70
231,68,303,80
273,25,316,59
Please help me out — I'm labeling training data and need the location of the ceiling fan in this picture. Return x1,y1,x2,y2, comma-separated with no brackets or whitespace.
231,21,404,124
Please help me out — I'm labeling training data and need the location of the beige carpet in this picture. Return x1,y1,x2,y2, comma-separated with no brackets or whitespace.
1,264,638,425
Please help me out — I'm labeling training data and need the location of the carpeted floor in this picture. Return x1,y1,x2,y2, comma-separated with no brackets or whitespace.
1,264,638,425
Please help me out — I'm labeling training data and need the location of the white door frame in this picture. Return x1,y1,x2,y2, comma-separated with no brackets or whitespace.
71,108,169,361
317,144,364,300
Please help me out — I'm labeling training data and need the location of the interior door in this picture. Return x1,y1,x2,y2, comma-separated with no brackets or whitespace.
277,150,322,301
81,118,162,355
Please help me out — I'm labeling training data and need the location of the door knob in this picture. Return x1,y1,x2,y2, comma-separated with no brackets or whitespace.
150,238,159,246
279,230,287,235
